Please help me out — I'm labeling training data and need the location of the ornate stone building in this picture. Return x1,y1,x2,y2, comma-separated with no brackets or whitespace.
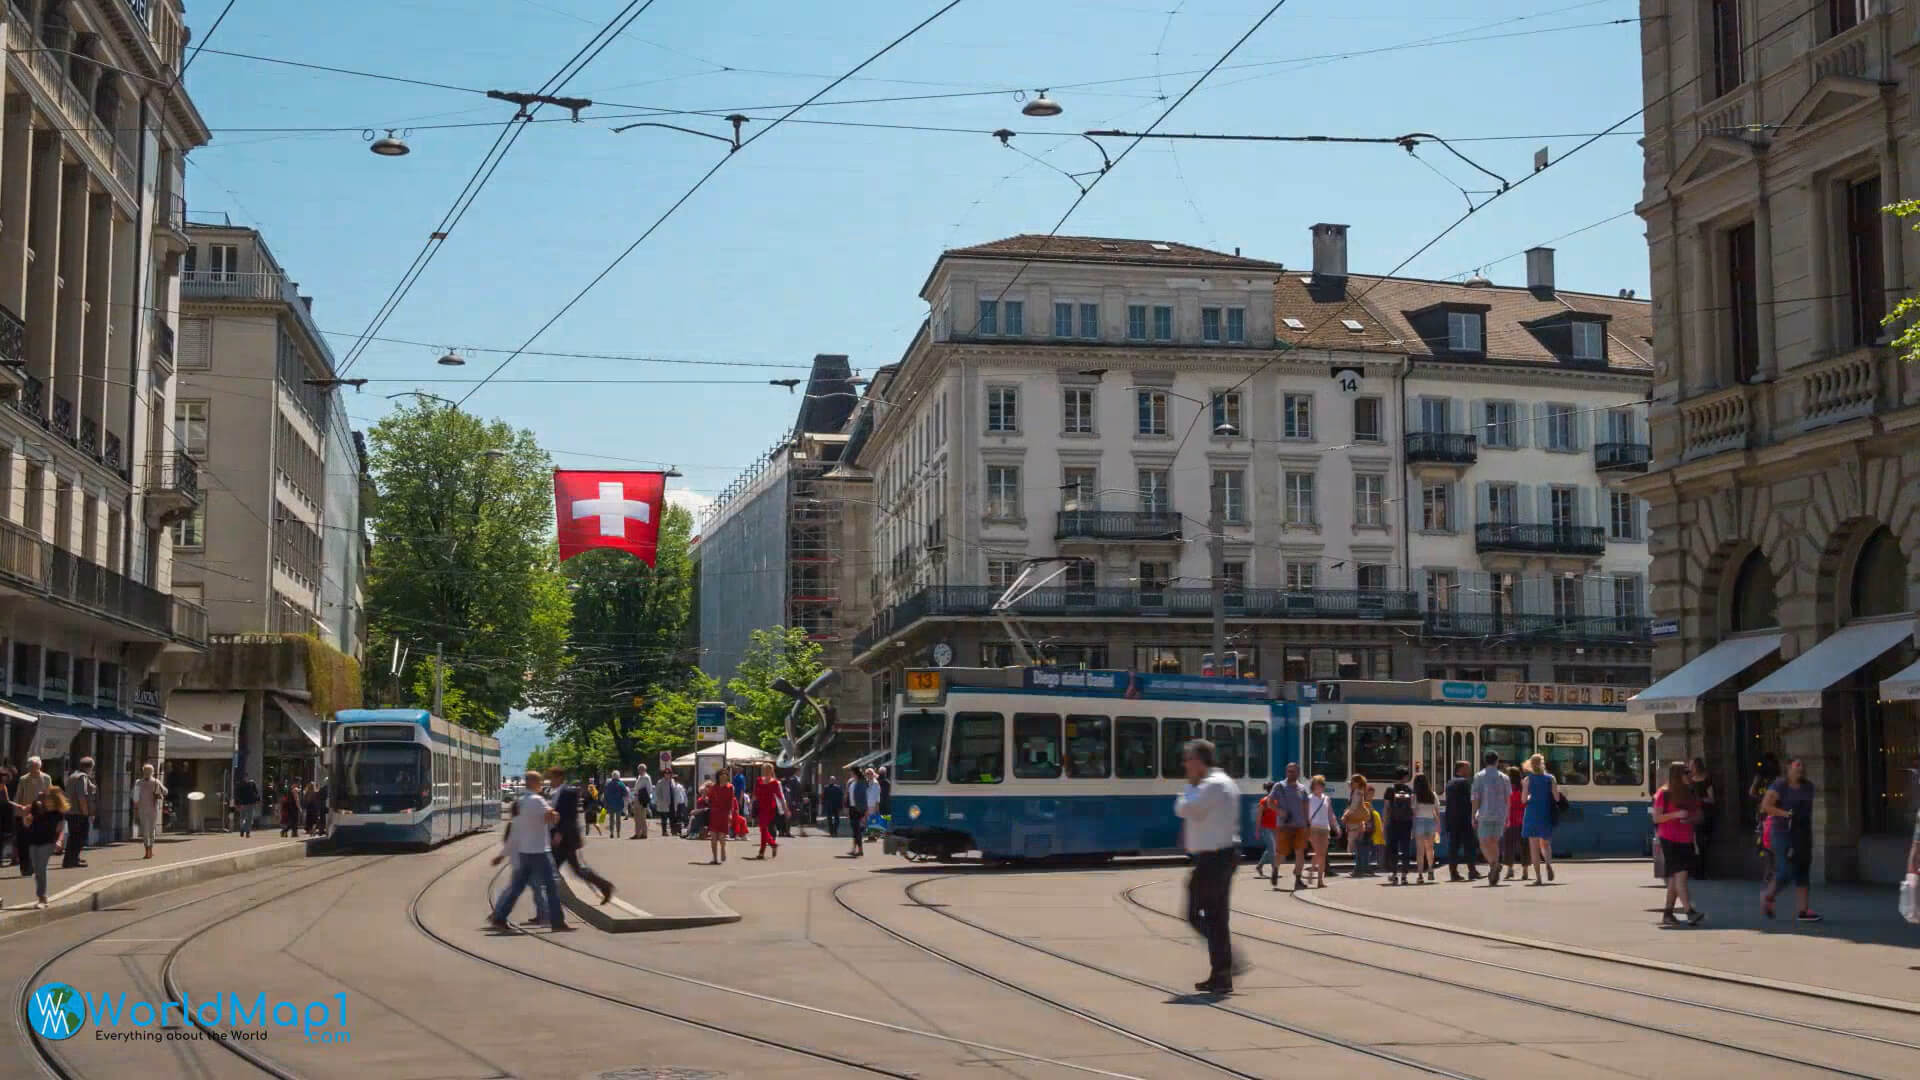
1628,0,1919,881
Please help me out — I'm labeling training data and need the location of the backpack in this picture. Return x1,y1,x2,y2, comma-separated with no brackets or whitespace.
1387,786,1414,825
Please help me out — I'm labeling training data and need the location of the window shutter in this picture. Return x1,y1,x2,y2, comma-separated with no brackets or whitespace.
1534,484,1551,526
1468,398,1484,443
1575,406,1591,450
1405,394,1421,434
178,316,211,370
1475,480,1491,527
1636,497,1649,541
1449,482,1461,532
1451,398,1467,437
1530,402,1548,448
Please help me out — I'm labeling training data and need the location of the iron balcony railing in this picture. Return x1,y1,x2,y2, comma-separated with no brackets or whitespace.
1423,610,1652,645
1054,509,1183,541
1594,441,1652,472
0,303,23,367
854,584,1421,654
1405,431,1478,464
51,394,74,442
79,415,99,458
0,519,183,639
18,371,45,425
181,271,331,357
148,451,200,501
1474,522,1607,556
103,432,123,471
153,316,175,363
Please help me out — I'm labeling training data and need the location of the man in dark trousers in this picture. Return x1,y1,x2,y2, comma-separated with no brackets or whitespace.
1442,760,1481,881
61,757,96,868
1174,738,1246,995
545,767,615,905
821,775,844,837
234,773,261,838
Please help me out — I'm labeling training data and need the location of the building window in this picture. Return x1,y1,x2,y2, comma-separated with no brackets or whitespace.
1552,575,1582,617
1427,570,1455,613
1605,407,1636,444
1422,483,1453,531
1353,397,1382,442
1828,0,1867,35
1062,466,1096,509
1549,485,1576,529
986,386,1018,433
978,299,999,336
1446,311,1482,352
171,507,204,548
1488,482,1518,524
1283,394,1312,440
1078,303,1099,339
1054,302,1074,338
1845,175,1886,348
1225,307,1245,344
1710,0,1743,97
1003,300,1024,335
176,399,209,456
1126,304,1147,340
1211,469,1244,523
178,316,212,370
987,558,1019,588
1201,307,1222,342
1151,305,1173,341
1354,474,1385,526
1286,562,1317,591
1571,321,1605,362
1136,389,1168,436
1137,469,1170,514
1221,560,1247,593
1419,396,1451,434
1726,222,1759,382
1284,471,1316,525
1478,400,1514,448
1544,403,1576,451
204,243,238,282
1065,559,1097,591
1211,391,1242,435
986,466,1020,519
1357,563,1387,591
1609,491,1640,540
1613,575,1643,617
1137,560,1171,600
1062,387,1094,434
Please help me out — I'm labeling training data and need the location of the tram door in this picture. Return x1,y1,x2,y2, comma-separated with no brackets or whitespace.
1416,725,1476,780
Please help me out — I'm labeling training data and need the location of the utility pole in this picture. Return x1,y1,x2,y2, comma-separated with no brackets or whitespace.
1209,475,1227,672
432,642,444,716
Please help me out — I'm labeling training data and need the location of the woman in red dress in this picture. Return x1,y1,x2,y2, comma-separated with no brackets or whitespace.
706,768,735,864
752,763,785,859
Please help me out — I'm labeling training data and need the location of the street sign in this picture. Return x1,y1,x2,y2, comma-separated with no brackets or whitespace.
1651,619,1679,639
658,749,673,773
695,701,727,744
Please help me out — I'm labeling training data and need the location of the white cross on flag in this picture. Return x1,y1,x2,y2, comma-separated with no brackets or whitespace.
553,470,666,564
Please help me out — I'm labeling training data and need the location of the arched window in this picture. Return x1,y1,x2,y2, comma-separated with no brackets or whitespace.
1850,528,1908,620
1729,549,1777,632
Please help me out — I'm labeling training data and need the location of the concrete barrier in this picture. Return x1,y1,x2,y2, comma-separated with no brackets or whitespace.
0,839,313,935
552,874,740,933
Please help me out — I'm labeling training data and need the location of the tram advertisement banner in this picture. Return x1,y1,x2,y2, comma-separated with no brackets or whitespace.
553,470,665,564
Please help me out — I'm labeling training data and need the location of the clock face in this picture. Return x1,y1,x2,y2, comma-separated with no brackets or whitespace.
932,643,953,667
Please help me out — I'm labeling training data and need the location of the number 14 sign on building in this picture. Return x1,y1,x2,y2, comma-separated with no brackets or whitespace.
553,470,666,565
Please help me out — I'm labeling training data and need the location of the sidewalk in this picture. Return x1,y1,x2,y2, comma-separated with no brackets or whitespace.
0,830,301,914
1285,861,1920,1007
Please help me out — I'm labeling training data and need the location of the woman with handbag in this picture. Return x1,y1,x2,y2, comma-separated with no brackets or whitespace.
1521,755,1556,884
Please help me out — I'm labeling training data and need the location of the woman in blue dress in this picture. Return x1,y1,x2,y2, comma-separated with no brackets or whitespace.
1521,754,1557,883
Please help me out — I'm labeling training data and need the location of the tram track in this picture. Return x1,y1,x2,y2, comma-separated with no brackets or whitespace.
860,874,1484,1080
1120,879,1909,1079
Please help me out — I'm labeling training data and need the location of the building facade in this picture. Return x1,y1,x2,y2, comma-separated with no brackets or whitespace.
0,0,211,841
1628,0,1919,881
846,230,1654,732
166,224,368,821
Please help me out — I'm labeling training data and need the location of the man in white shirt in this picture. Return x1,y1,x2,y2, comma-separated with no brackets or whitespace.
654,772,682,836
630,766,654,839
1173,738,1247,994
489,770,570,932
130,763,166,860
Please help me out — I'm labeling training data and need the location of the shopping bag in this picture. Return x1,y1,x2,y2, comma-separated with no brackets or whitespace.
1900,873,1919,925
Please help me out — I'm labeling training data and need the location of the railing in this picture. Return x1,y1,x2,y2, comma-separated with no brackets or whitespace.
0,517,176,635
156,189,186,234
1678,384,1753,461
1698,95,1745,137
1405,431,1478,464
79,415,98,456
19,371,45,424
1054,510,1182,541
1474,523,1607,556
0,518,48,587
147,451,199,500
1794,348,1880,431
170,596,209,647
8,13,130,197
0,303,23,367
124,0,150,20
1809,22,1872,81
1423,611,1652,645
103,432,122,471
182,271,331,359
1594,441,1651,472
51,394,74,442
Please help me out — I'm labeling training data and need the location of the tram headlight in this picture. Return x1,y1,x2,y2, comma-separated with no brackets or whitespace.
908,803,921,821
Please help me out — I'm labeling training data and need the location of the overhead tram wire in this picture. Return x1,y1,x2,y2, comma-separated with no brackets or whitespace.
334,0,665,377
1163,0,1829,463
452,0,970,408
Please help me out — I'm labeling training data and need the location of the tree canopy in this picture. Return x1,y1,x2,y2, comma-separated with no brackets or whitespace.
1887,200,1919,365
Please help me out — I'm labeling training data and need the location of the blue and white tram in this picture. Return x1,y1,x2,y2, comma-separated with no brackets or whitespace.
327,708,502,848
1304,679,1659,855
884,668,1294,861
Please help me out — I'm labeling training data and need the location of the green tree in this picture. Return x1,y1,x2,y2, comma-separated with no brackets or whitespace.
1886,200,1920,364
532,505,696,770
632,667,722,759
365,400,570,735
725,626,824,753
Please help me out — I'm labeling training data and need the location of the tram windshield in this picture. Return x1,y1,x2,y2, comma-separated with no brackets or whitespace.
334,743,429,812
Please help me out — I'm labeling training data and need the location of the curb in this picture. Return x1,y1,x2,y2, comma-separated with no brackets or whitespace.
0,839,313,934
553,874,740,933
1291,888,1920,1015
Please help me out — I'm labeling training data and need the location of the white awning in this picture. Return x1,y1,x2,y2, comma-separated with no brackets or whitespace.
25,713,83,760
164,692,245,760
0,702,38,724
1740,619,1915,711
1881,656,1920,702
162,722,216,743
270,693,324,750
1627,633,1782,715
672,740,773,767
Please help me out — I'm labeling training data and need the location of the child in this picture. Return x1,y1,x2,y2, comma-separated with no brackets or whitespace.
1254,781,1279,882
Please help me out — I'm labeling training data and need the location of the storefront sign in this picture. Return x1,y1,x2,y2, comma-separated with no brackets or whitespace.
1432,681,1641,706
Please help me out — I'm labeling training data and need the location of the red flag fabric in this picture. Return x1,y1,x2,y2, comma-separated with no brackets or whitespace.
554,470,666,564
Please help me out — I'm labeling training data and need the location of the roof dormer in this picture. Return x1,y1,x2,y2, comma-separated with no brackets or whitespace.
1406,301,1491,356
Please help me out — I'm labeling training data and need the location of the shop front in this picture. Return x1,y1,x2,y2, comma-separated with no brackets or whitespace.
162,691,245,830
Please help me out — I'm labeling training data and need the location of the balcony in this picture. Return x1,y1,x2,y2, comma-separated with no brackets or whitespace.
144,452,199,525
1405,431,1477,466
103,432,123,473
4,5,138,200
1594,441,1651,474
1423,611,1652,646
182,272,329,357
51,394,74,444
0,303,23,368
1055,510,1182,542
0,518,186,642
79,415,99,459
153,189,189,255
17,371,45,425
1475,522,1606,557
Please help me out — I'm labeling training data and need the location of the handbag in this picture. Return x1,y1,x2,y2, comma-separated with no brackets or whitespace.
1900,873,1919,925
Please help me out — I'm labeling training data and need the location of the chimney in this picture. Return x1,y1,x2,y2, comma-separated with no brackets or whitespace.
1525,246,1555,293
1311,223,1348,279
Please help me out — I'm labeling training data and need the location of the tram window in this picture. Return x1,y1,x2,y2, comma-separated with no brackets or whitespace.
1352,722,1411,780
1013,713,1064,779
1540,729,1589,785
1480,725,1534,771
1115,717,1156,778
1207,721,1246,778
1161,719,1200,778
1308,721,1348,781
1247,721,1270,779
1066,715,1111,779
1422,732,1434,778
947,712,1004,784
895,711,945,782
1646,735,1659,795
1591,728,1643,787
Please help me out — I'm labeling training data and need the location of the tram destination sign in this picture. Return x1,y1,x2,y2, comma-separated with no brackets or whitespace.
1436,681,1642,706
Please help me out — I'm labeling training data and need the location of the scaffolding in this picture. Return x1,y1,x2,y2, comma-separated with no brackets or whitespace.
787,455,840,642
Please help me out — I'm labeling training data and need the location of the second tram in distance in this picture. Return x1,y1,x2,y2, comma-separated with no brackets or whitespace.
328,708,501,848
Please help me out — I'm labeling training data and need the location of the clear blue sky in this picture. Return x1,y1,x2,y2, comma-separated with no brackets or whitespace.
183,0,1650,514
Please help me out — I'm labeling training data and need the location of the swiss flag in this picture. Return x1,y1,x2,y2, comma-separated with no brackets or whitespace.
554,470,666,565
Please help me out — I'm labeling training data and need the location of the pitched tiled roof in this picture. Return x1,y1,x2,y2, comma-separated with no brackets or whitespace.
1271,273,1399,350
945,235,1286,270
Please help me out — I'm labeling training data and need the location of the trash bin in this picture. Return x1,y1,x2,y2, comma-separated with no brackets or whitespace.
187,791,207,832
